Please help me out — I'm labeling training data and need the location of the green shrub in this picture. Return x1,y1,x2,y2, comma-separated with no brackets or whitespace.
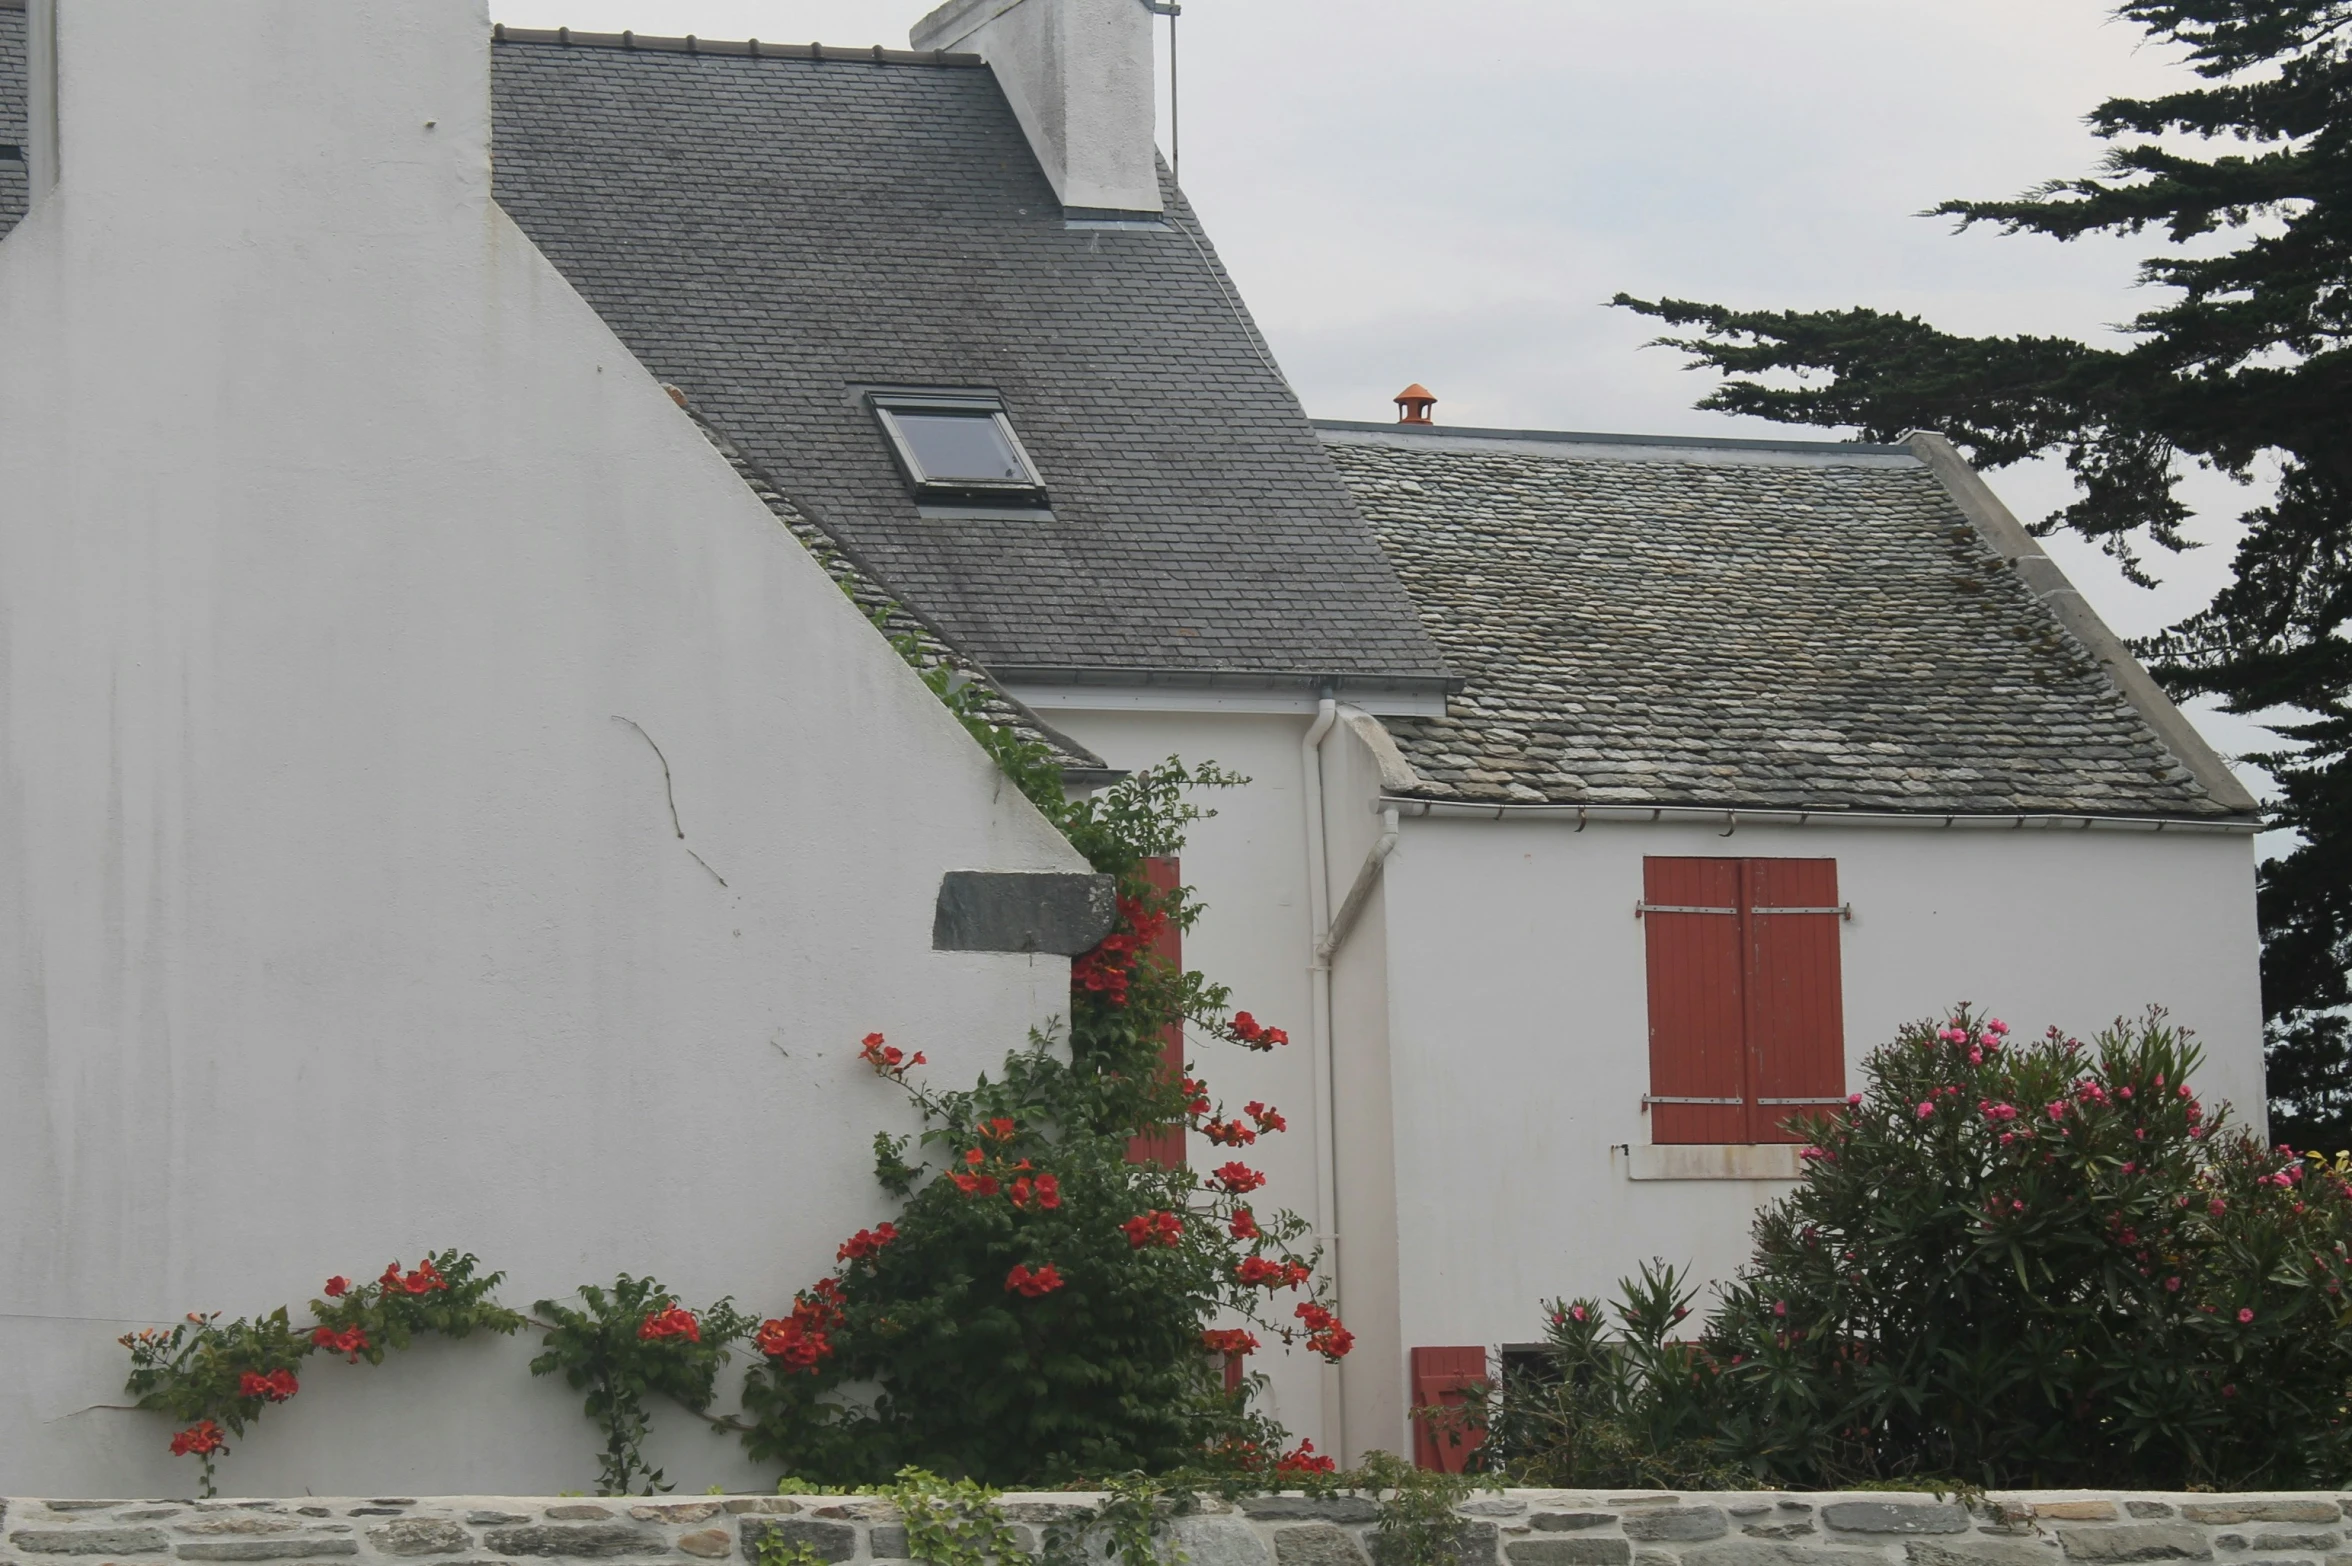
1511,1007,2352,1489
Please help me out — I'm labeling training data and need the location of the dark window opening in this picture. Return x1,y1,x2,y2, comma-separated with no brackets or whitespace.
871,392,1046,506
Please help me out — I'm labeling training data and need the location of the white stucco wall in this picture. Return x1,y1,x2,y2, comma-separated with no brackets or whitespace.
0,0,1086,1497
1011,701,1337,1451
1361,810,2262,1453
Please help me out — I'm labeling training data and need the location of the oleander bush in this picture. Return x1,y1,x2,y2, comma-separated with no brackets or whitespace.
1502,1007,2352,1490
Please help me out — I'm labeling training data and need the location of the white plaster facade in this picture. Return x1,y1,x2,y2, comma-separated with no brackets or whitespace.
1030,695,2265,1467
0,0,1086,1497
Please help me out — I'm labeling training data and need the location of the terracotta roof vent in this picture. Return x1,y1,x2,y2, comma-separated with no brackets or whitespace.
1395,384,1437,425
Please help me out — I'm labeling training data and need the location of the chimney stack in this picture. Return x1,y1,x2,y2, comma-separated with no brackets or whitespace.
912,0,1163,217
1395,384,1437,425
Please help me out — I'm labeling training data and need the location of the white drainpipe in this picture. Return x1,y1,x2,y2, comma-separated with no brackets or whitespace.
1298,697,1343,1453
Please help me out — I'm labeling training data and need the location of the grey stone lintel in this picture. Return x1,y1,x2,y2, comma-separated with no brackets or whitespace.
933,870,1116,955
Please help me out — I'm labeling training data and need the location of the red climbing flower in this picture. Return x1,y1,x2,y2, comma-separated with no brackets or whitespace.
1005,1263,1066,1297
859,1032,924,1080
1036,1174,1061,1209
309,1325,369,1361
322,1276,350,1299
1275,1439,1336,1475
1202,1328,1260,1357
236,1369,299,1403
1211,1162,1267,1195
1245,1102,1288,1134
836,1224,899,1263
1229,1207,1262,1240
1296,1301,1355,1360
1203,1118,1258,1148
1122,1211,1184,1249
638,1305,702,1343
170,1420,227,1457
1236,1256,1311,1290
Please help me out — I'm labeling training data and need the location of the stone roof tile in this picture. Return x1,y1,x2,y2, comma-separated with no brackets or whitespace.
1319,426,2243,818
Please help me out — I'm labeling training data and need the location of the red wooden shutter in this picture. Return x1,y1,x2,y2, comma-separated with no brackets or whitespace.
1642,858,1747,1145
1125,856,1187,1168
1409,1345,1488,1473
1743,858,1845,1144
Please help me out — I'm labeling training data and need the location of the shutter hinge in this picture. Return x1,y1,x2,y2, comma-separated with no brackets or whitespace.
1750,904,1853,919
1642,1095,1743,1107
1633,902,1738,918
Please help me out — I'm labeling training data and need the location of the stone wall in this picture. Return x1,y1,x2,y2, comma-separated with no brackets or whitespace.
6,1492,2351,1566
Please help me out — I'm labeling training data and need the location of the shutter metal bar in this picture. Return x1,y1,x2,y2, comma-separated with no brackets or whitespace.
1643,1095,1743,1106
1749,904,1853,919
1759,1096,1850,1105
1633,902,1737,917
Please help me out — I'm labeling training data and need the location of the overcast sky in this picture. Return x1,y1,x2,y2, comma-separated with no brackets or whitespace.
491,0,2282,784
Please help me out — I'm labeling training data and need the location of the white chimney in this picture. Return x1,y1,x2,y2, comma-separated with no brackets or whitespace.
912,0,1163,217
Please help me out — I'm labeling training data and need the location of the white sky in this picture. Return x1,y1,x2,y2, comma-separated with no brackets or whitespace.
491,0,2284,786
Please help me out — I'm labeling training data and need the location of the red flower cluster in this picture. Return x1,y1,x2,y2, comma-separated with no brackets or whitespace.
1244,1101,1287,1134
236,1368,299,1403
837,1224,899,1263
1274,1438,1336,1475
310,1325,369,1360
1229,1207,1261,1240
953,1147,1002,1198
170,1419,226,1457
323,1276,350,1298
1073,896,1170,1007
1018,1172,1062,1209
1296,1301,1354,1360
1236,1256,1311,1290
1203,1118,1257,1148
756,1280,846,1374
984,1117,1018,1141
378,1258,447,1296
860,1032,925,1080
1122,1211,1184,1249
1210,1162,1267,1195
638,1305,702,1343
1229,1012,1290,1050
1005,1262,1066,1297
1182,1077,1212,1118
1201,1328,1259,1358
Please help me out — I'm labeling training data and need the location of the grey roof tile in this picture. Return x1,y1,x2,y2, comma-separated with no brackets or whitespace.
678,390,1111,778
486,36,1449,688
0,6,27,238
1319,426,2243,818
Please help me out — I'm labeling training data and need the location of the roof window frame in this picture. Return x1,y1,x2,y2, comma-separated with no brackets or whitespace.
868,392,1048,507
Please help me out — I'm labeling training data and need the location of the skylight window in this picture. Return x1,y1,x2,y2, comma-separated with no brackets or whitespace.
871,394,1046,506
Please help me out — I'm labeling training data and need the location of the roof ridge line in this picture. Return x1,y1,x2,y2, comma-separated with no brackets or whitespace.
489,23,983,67
1312,417,1915,458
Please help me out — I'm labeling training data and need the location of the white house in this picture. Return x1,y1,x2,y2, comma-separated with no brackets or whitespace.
0,0,1098,1497
0,0,2264,1487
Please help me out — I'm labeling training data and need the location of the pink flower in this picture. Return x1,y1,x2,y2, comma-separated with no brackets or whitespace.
2165,1276,2182,1292
2210,1198,2227,1217
1987,1018,2009,1035
1917,1102,1935,1120
1847,1093,1862,1108
1772,1300,1788,1318
2237,1307,2254,1324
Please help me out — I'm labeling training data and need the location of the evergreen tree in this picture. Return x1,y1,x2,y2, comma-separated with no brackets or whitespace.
1615,3,2352,1148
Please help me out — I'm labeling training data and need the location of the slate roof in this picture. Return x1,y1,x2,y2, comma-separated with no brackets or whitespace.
0,4,27,238
677,390,1114,781
1318,424,2251,818
486,30,1450,694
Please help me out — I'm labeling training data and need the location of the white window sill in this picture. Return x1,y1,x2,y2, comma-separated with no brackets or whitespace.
1613,1143,1803,1182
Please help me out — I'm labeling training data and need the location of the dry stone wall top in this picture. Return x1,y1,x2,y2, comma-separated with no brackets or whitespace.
6,1493,2352,1566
